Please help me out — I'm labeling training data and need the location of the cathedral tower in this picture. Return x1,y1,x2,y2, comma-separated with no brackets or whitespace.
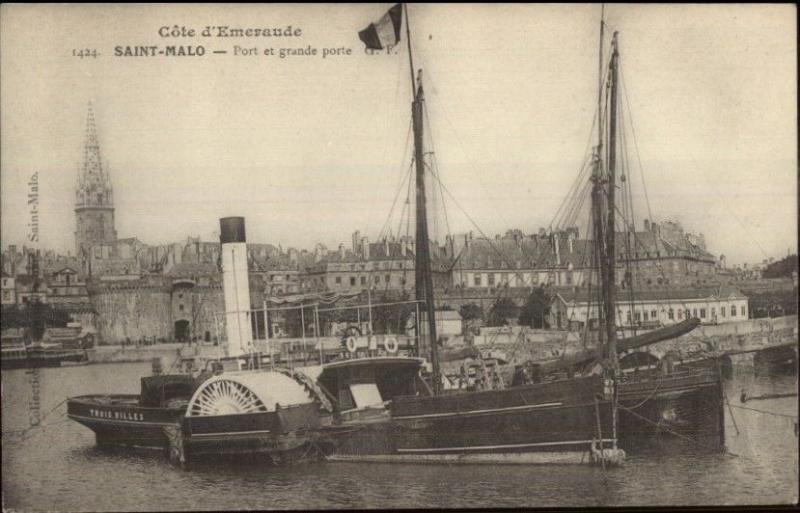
75,102,117,259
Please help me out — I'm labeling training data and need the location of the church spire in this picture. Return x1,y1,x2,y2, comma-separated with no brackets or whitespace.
75,101,117,262
76,101,113,209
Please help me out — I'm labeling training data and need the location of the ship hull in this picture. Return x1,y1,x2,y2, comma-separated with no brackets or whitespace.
753,344,798,376
617,368,725,452
2,348,87,370
319,376,620,465
181,403,322,463
67,395,186,450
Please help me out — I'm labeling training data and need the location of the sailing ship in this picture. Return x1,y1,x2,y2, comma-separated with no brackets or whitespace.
290,3,627,466
307,3,726,461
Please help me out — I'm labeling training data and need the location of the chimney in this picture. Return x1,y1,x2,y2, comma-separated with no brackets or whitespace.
338,243,346,260
220,217,254,357
644,219,650,232
553,232,561,266
568,232,574,254
362,237,370,260
384,238,390,257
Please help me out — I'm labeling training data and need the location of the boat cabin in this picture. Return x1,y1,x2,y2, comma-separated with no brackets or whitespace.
312,357,428,421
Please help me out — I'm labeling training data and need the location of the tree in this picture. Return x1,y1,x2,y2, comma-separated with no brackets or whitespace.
459,303,483,322
518,286,554,329
487,297,519,327
762,254,799,279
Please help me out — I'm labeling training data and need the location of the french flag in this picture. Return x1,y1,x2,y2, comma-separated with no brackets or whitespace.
358,4,403,50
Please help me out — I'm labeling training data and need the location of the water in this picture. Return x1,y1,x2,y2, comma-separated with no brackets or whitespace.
2,362,797,511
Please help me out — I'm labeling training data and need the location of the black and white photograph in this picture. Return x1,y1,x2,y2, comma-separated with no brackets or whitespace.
1,3,797,510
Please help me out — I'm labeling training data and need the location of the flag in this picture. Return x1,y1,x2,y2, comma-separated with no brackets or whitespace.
358,3,402,50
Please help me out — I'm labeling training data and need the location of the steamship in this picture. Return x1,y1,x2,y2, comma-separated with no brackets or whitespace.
67,218,325,465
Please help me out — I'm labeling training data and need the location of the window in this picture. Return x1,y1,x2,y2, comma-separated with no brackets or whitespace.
488,274,495,286
731,306,736,317
740,306,746,317
677,309,683,320
351,277,357,286
700,308,706,318
179,304,184,312
643,311,648,321
711,307,716,319
721,306,726,317
668,308,674,320
651,309,657,320
385,275,390,283
685,309,691,319
635,311,641,322
360,276,366,285
335,276,341,285
374,276,379,284
566,272,573,285
626,311,632,323
474,274,482,286
692,308,698,318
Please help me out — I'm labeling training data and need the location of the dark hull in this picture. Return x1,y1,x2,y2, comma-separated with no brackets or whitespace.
320,376,619,464
68,394,322,465
753,344,798,376
181,403,322,462
67,395,185,450
617,368,725,452
2,349,87,370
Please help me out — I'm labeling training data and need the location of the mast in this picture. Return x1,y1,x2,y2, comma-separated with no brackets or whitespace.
591,6,608,348
604,32,620,369
406,4,441,395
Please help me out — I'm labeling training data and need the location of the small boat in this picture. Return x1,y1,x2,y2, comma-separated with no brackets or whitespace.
1,340,88,370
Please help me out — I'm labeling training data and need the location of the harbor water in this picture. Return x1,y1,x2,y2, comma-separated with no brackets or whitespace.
2,362,797,510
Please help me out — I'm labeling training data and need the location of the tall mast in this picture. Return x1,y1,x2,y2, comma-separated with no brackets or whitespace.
406,4,441,395
591,7,608,347
597,4,605,151
604,32,620,368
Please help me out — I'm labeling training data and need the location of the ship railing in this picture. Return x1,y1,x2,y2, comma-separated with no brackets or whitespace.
212,297,431,369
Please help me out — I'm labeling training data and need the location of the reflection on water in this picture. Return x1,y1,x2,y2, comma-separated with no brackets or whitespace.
2,362,797,511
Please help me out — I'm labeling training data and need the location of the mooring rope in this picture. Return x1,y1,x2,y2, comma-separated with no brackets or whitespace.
617,403,751,461
730,403,798,420
2,397,68,438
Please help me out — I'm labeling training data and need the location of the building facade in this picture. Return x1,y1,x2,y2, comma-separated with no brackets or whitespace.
551,286,749,331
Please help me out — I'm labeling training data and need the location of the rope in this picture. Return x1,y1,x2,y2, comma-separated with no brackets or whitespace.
617,403,746,460
730,404,798,420
2,397,68,439
620,371,666,410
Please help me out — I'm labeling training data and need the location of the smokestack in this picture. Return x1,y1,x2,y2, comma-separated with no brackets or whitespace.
220,217,253,357
553,232,561,266
361,237,370,260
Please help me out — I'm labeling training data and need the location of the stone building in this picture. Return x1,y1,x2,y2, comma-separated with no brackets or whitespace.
449,219,718,293
300,234,450,295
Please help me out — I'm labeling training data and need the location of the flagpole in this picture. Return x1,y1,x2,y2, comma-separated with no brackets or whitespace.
403,3,416,99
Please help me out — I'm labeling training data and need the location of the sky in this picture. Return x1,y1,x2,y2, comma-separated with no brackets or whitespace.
1,4,796,266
